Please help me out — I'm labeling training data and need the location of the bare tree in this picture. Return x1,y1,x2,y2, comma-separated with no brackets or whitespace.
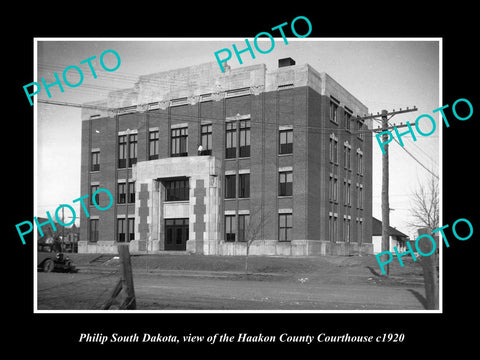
408,174,439,310
408,175,439,232
242,207,274,274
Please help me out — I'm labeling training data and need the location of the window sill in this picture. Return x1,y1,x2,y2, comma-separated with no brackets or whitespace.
164,200,189,204
278,195,293,199
278,153,293,157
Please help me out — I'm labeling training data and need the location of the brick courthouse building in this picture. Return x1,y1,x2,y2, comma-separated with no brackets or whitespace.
78,58,373,256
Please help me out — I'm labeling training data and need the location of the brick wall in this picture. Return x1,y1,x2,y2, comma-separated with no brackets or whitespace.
79,81,372,253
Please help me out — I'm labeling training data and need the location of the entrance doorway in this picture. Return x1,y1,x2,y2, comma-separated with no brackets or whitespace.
164,218,189,250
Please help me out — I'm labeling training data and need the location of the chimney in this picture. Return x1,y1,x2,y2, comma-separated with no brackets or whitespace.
278,57,296,68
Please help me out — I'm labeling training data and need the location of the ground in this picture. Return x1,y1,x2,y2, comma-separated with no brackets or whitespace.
36,252,429,311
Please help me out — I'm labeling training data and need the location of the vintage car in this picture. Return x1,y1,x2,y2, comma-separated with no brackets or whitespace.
37,253,77,273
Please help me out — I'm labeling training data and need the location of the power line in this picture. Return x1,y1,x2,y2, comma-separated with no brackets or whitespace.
38,98,439,180
371,115,439,172
37,99,377,138
37,63,216,88
403,138,439,168
392,137,439,179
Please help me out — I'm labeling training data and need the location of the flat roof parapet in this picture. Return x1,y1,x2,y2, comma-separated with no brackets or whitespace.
82,60,368,120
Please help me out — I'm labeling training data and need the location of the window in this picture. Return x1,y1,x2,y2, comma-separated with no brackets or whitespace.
164,179,189,201
329,175,338,203
225,120,250,158
90,184,99,205
279,213,292,242
89,219,99,242
128,218,135,241
238,173,250,198
357,218,363,243
344,144,351,170
225,215,236,242
329,135,338,164
225,174,236,199
330,98,339,123
329,176,333,202
357,184,364,209
118,135,127,168
201,124,212,155
117,218,126,242
128,181,135,203
225,122,237,159
118,133,138,168
149,130,159,160
344,180,351,206
333,177,338,202
344,109,352,131
117,182,126,204
344,217,351,242
118,182,134,204
91,151,100,171
171,127,188,157
360,186,363,209
238,214,250,242
357,119,365,140
356,150,364,175
129,134,137,166
329,214,338,242
279,129,293,154
239,119,250,157
279,171,293,196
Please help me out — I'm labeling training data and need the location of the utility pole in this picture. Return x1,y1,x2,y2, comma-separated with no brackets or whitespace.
101,244,136,310
358,106,418,276
381,110,390,276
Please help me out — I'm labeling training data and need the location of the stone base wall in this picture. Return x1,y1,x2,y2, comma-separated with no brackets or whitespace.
78,239,373,256
77,241,117,254
217,240,373,257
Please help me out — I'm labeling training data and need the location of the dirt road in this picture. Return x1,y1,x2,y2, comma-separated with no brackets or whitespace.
37,271,426,311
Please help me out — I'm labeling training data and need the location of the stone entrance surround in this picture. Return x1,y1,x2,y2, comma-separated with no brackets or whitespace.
130,155,221,255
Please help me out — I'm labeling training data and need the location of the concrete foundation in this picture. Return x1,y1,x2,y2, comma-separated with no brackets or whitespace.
78,239,373,256
218,240,373,257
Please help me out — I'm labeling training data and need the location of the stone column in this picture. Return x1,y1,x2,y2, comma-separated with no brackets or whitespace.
149,179,160,252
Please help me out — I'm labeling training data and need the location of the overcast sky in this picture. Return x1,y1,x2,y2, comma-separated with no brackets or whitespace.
35,38,440,238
